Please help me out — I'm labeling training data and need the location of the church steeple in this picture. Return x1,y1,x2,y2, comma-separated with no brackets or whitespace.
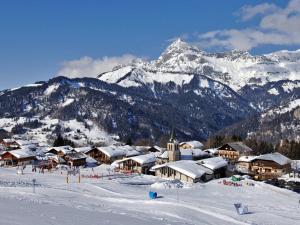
167,127,180,162
169,127,176,143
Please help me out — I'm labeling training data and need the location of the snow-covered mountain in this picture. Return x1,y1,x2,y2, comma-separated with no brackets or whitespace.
99,39,300,91
0,75,254,144
0,39,299,144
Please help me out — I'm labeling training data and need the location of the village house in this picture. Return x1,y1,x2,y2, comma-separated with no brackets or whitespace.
0,149,36,167
147,146,166,154
85,145,139,164
236,156,258,175
156,151,169,164
46,146,74,156
251,153,291,181
115,153,156,174
197,156,228,178
179,141,203,149
45,146,89,167
152,160,214,183
47,154,67,168
0,138,20,150
217,142,253,162
63,152,87,167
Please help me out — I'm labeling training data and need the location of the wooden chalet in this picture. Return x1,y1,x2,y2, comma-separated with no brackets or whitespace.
116,153,156,174
63,152,87,167
251,153,291,180
46,146,74,156
236,156,257,175
85,145,140,164
86,146,126,164
218,142,253,162
1,149,35,167
0,139,20,150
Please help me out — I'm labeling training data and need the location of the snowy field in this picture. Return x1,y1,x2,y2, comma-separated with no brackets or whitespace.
0,166,299,225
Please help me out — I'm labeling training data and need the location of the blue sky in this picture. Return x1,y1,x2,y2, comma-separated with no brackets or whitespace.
0,0,299,89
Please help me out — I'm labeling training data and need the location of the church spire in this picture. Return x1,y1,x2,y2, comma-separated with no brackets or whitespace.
169,127,176,142
167,126,180,162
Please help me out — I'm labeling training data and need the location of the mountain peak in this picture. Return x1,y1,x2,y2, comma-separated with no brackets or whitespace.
168,38,190,49
166,38,200,53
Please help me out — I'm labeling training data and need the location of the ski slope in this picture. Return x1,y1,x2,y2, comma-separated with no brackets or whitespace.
0,166,299,225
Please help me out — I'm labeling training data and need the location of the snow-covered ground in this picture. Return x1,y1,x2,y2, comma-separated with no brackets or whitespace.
0,166,299,225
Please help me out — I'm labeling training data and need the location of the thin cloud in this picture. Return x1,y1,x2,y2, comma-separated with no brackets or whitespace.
195,0,300,51
57,54,138,78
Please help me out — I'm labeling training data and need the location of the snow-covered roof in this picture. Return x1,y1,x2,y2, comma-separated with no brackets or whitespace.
47,146,74,154
74,146,92,153
135,146,150,153
192,149,209,157
2,138,16,143
197,157,228,170
3,149,35,159
203,148,219,155
97,146,126,158
253,152,291,166
158,151,168,159
86,156,97,164
238,155,257,163
148,145,166,153
118,145,140,157
65,152,87,160
167,161,213,179
15,140,38,146
180,141,203,149
218,142,253,153
117,153,156,165
130,153,156,165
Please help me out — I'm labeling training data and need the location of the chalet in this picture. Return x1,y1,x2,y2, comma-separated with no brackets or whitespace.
47,154,67,167
197,156,228,178
152,160,214,183
179,141,203,149
251,153,291,180
64,152,87,167
46,146,74,156
116,153,156,174
85,145,138,164
218,142,253,162
156,151,169,164
15,140,39,150
0,138,20,150
1,149,36,166
236,156,257,175
147,146,166,154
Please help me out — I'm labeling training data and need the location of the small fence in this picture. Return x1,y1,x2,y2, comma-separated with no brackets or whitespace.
0,180,42,188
